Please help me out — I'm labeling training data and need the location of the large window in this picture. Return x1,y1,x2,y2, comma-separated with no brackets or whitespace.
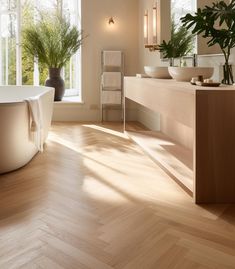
0,0,81,97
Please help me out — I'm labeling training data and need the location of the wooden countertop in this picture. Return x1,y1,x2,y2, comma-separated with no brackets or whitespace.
124,77,235,93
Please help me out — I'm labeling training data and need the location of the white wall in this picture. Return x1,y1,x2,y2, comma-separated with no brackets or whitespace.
53,0,139,122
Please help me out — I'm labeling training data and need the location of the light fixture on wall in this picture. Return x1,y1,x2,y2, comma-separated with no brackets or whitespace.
108,17,115,25
144,2,159,51
153,3,157,44
144,10,148,45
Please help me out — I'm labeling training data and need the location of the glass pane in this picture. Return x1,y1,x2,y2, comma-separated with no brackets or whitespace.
37,0,62,16
63,0,81,27
171,0,196,25
0,0,8,11
0,0,16,11
0,13,17,85
64,61,70,89
21,0,34,85
39,63,48,85
63,0,81,94
9,0,16,11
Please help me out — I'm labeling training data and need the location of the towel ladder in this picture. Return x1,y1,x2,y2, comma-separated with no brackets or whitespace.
100,50,124,122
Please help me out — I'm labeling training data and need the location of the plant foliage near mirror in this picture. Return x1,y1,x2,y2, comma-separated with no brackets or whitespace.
181,0,235,84
23,15,84,101
159,19,194,66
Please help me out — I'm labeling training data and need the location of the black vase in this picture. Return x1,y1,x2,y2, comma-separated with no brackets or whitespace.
45,68,65,101
222,63,234,85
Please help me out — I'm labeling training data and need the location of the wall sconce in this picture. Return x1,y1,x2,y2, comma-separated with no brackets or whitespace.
108,17,115,25
144,2,159,52
144,11,148,45
153,4,157,44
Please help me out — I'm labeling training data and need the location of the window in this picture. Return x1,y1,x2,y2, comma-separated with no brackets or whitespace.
0,0,81,97
171,0,196,26
171,0,197,54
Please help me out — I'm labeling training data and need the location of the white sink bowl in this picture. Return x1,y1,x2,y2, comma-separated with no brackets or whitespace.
168,67,214,82
144,66,172,79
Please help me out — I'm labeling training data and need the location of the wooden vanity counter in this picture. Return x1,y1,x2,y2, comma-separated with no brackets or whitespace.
124,77,235,203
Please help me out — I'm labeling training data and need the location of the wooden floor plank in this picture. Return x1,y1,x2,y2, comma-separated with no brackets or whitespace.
0,122,234,269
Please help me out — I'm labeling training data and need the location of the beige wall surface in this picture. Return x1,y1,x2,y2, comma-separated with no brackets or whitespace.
53,0,139,122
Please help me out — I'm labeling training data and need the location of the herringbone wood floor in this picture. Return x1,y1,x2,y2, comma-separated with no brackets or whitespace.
0,122,235,269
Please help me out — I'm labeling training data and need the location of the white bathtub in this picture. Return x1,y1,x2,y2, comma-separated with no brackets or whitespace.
0,86,54,174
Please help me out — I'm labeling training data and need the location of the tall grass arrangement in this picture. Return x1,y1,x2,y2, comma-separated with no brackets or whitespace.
23,15,83,69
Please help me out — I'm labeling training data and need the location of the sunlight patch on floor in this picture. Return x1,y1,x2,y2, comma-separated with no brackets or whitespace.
48,125,196,207
83,124,128,139
48,132,81,153
83,177,129,205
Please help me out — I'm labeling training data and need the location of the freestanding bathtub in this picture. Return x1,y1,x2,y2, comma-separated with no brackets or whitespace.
0,86,55,174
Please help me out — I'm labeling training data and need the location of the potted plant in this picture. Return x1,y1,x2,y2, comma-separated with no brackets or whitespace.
159,19,194,66
23,15,84,101
181,0,235,85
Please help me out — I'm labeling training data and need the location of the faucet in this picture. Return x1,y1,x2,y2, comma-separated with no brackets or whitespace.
192,54,198,67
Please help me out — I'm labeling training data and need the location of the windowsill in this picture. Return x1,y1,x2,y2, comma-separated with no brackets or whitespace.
54,95,84,106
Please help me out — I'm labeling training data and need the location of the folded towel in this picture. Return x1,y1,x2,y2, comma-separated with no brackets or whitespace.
25,96,44,152
103,51,122,67
102,72,122,89
102,91,122,104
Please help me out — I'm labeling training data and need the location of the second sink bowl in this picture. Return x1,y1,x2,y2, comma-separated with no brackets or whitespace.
144,66,172,79
168,67,214,82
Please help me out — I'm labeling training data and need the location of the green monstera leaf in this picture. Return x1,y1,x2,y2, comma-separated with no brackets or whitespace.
181,0,235,61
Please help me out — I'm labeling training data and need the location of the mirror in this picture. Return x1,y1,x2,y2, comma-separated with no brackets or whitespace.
170,0,230,56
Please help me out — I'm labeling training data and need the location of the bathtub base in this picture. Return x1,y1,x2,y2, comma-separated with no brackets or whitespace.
0,86,54,174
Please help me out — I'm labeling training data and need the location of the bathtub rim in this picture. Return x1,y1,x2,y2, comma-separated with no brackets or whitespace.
0,85,55,105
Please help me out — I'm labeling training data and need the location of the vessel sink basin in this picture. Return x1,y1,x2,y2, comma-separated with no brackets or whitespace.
144,66,172,79
168,67,214,82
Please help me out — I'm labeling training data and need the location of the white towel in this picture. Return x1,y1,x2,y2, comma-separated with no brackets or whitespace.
102,72,122,89
25,96,44,152
103,51,122,67
102,91,122,104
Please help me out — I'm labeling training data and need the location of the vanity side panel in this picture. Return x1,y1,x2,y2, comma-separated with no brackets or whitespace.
195,90,235,203
124,77,195,128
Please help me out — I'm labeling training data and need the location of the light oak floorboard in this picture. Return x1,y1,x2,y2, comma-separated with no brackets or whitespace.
0,122,234,269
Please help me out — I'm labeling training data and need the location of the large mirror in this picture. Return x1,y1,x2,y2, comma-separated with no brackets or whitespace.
170,0,229,56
